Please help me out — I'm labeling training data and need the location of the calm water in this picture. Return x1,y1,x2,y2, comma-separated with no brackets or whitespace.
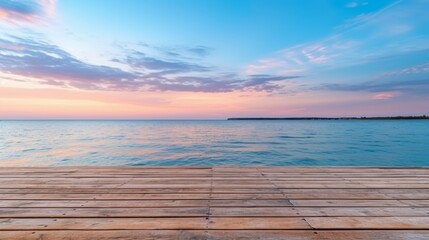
1,120,428,166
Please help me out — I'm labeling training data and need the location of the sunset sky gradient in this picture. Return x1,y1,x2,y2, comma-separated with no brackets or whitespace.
1,0,428,119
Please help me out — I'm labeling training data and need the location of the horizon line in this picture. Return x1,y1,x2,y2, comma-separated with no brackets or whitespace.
1,115,428,121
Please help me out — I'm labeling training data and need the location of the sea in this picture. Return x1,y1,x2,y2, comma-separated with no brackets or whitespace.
1,120,428,166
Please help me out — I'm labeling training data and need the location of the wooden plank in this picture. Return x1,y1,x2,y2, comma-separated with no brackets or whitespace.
0,168,210,173
209,230,429,240
400,200,429,207
210,207,429,217
0,230,208,240
275,183,429,189
0,207,208,217
0,199,295,208
0,206,429,218
0,218,206,230
0,184,212,188
210,200,293,207
305,217,429,229
258,167,429,172
281,189,429,194
1,207,428,218
0,192,427,200
269,178,429,182
0,200,210,208
0,174,215,178
289,200,425,207
1,230,429,240
210,193,285,199
266,174,429,178
259,172,429,175
0,193,211,200
209,217,311,229
0,193,288,201
0,177,283,181
0,179,214,183
291,200,429,207
0,188,213,194
0,188,281,194
282,193,429,200
285,193,393,200
271,180,429,184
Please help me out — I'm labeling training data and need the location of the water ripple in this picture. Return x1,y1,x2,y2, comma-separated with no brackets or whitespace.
0,120,428,166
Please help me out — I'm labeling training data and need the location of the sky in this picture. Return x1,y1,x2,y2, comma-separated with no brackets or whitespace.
0,0,428,119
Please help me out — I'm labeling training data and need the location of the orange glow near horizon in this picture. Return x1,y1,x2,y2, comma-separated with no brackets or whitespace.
0,86,289,119
2,84,425,119
0,86,254,119
0,67,427,120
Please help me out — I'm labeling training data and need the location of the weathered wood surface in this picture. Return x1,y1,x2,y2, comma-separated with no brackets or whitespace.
0,167,428,240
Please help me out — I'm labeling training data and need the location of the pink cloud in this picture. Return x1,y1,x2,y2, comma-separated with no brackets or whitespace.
372,91,400,100
0,0,56,24
0,41,25,51
244,58,285,75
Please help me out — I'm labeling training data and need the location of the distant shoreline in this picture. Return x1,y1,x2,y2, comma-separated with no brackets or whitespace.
228,116,429,120
1,116,428,121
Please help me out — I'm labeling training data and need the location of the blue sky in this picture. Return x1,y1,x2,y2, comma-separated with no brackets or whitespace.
51,0,399,67
0,0,428,119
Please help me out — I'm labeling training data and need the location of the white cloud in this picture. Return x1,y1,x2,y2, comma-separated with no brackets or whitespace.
346,2,359,8
346,1,369,8
243,0,429,78
380,63,429,77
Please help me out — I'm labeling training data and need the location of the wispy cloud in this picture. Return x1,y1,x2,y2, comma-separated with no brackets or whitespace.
246,0,429,73
372,91,400,100
387,24,413,35
245,58,296,75
324,78,429,96
0,0,56,24
0,35,139,90
186,46,212,57
125,42,213,60
345,1,368,8
379,62,429,77
112,50,211,74
346,2,358,8
243,0,429,96
0,34,297,93
145,74,300,93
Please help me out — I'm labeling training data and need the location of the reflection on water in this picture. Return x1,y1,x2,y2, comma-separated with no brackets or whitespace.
0,120,428,166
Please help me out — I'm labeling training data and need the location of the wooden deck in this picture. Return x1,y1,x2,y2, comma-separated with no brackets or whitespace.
0,167,428,239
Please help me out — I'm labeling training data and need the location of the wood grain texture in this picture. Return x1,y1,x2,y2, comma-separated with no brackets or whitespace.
1,230,429,240
0,166,427,239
